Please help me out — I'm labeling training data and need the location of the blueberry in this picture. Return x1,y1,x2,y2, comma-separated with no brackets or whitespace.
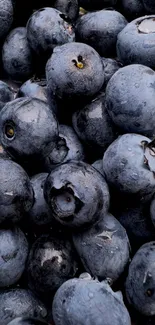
72,93,117,157
26,8,75,57
92,159,104,176
44,124,85,172
75,10,127,57
120,0,145,20
17,79,47,103
44,161,110,228
7,318,49,325
73,213,130,283
52,277,131,325
0,288,47,324
28,173,54,226
52,0,79,21
101,57,123,86
79,0,117,11
116,204,155,252
2,27,34,81
117,16,155,68
0,0,13,39
0,80,14,110
0,158,34,223
126,242,155,315
46,42,104,103
0,98,58,162
105,64,155,137
27,233,79,296
103,133,155,202
0,227,28,287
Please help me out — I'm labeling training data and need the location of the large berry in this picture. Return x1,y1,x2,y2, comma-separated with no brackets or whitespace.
0,98,58,162
52,277,131,325
44,161,110,228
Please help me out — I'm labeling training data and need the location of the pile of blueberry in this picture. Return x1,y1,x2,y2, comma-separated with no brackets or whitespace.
2,0,155,324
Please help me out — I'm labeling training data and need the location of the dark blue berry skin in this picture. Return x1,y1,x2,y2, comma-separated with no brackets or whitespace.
117,16,155,69
0,144,11,159
92,159,104,176
2,28,34,82
0,80,14,110
0,227,28,287
115,204,155,253
126,242,155,316
150,196,155,229
101,57,123,87
103,134,155,203
0,0,13,39
7,318,49,325
105,64,155,138
28,173,54,226
27,233,79,297
44,161,110,228
79,0,117,11
26,8,75,57
44,125,85,172
72,93,117,157
0,98,58,163
46,42,104,103
17,79,47,103
120,0,145,20
73,213,130,283
53,0,79,21
75,10,127,57
52,277,131,325
0,158,34,224
0,288,47,325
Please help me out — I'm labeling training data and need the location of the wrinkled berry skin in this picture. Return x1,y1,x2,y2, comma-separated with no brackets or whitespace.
101,57,123,86
52,278,131,325
44,124,85,172
117,16,155,69
17,79,47,103
103,134,155,203
106,64,155,138
0,158,34,223
75,10,127,57
0,80,14,110
116,204,155,252
0,289,47,325
126,242,155,316
0,98,58,162
0,0,13,39
7,318,49,325
72,94,117,156
28,173,54,226
0,227,28,287
73,213,130,283
44,161,110,228
79,0,117,11
2,27,33,81
27,233,79,296
53,0,79,21
27,8,75,57
46,42,104,103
